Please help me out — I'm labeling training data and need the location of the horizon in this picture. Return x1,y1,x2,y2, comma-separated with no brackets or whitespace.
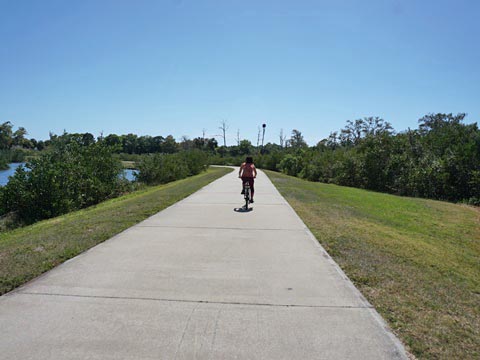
3,111,478,147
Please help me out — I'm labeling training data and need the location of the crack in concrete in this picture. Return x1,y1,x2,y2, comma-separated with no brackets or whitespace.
18,291,373,309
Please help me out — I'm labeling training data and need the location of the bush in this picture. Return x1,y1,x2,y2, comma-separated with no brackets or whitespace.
136,150,208,185
207,154,244,166
0,140,123,224
0,148,33,170
179,150,209,176
0,152,8,170
279,154,302,176
255,152,284,171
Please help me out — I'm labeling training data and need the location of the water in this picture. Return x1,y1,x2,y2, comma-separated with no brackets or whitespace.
122,169,137,182
0,163,138,186
0,163,25,186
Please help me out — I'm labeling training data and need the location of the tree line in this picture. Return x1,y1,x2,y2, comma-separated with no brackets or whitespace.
261,113,479,205
98,113,480,205
1,111,478,228
0,132,210,226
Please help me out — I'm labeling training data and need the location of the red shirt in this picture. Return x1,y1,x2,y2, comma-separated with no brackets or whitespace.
241,163,256,177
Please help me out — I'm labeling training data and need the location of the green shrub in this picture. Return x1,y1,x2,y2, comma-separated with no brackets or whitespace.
207,154,244,166
136,150,208,185
0,152,8,170
255,152,283,171
179,149,208,176
279,154,302,176
0,149,33,170
0,140,123,224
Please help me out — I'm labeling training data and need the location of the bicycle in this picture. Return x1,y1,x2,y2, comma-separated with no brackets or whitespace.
242,181,251,210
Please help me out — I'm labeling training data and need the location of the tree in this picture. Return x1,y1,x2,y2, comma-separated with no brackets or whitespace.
340,119,363,146
136,136,150,154
238,139,254,155
152,136,165,153
290,129,307,149
361,117,393,137
13,127,28,147
29,138,38,150
82,132,95,146
205,138,218,152
104,134,122,151
162,135,178,154
36,140,45,151
0,121,13,149
219,120,228,147
279,129,286,148
326,131,339,149
122,133,138,154
192,136,218,151
180,136,193,151
340,117,393,146
192,137,205,150
418,113,465,133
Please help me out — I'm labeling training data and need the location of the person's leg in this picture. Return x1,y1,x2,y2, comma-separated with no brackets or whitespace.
241,177,246,194
249,178,254,200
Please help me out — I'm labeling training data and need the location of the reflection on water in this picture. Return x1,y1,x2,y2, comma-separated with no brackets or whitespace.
0,163,137,186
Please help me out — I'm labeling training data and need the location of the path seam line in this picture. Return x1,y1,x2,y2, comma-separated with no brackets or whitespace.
135,225,305,231
18,292,373,309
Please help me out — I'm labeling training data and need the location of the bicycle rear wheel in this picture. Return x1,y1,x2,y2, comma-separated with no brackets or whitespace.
244,185,250,209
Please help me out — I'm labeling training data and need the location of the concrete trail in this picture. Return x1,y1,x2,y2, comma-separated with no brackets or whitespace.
0,169,408,359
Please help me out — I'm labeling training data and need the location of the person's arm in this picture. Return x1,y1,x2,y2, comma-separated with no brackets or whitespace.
253,165,257,178
238,163,244,177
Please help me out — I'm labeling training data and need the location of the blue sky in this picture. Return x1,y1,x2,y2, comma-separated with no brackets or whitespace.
1,0,479,145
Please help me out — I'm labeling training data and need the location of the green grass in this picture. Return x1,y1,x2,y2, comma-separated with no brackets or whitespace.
0,167,232,295
265,170,480,360
121,160,137,169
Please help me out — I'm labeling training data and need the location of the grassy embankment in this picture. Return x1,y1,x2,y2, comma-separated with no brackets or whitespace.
266,171,479,360
0,166,232,295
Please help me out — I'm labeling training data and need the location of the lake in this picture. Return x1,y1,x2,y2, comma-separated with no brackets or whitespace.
0,163,25,186
122,169,137,182
0,163,137,186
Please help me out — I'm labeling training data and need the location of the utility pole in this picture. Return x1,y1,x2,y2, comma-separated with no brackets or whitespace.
236,129,240,146
261,123,266,154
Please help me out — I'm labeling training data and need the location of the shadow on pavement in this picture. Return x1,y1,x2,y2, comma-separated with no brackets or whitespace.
233,207,253,213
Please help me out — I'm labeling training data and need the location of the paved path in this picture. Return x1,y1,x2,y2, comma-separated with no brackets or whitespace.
0,169,408,359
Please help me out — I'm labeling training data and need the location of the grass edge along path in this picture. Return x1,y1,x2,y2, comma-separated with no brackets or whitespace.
265,170,479,360
0,167,232,296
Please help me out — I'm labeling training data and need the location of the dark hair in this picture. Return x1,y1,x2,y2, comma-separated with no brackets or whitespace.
246,156,253,164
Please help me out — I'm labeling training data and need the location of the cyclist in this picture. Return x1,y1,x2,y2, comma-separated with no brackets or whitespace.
239,156,257,203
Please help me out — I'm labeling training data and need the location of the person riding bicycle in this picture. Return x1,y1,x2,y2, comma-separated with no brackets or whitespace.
239,156,257,203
